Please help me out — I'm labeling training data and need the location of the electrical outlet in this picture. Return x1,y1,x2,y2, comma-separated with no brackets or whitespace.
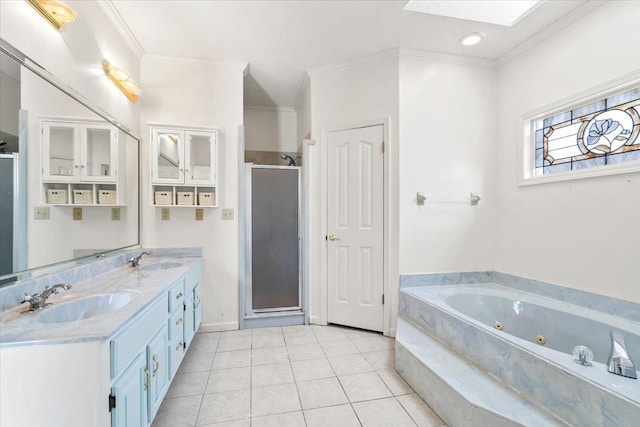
111,207,121,221
222,208,234,220
73,207,83,221
195,208,203,221
161,208,170,221
34,207,50,220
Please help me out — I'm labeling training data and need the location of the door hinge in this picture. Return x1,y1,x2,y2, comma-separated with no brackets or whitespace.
108,394,116,412
381,141,385,153
382,294,385,305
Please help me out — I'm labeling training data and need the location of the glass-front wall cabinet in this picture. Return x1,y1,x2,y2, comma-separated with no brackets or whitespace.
41,120,124,206
151,125,218,207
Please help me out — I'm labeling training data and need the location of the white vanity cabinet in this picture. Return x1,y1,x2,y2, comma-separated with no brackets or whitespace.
150,124,218,207
41,119,126,205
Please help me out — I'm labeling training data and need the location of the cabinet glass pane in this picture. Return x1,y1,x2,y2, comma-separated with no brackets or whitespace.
189,135,211,181
85,128,112,178
157,133,180,179
49,127,75,177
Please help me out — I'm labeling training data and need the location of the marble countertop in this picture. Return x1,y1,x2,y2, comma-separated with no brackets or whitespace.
0,256,201,347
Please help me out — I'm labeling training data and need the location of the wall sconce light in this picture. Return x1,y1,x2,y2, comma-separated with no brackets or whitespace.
26,0,77,31
103,60,139,103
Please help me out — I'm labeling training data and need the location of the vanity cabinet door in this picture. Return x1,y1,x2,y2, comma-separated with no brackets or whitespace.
183,293,195,349
193,283,202,331
151,128,184,184
111,351,147,427
80,124,118,182
184,130,216,185
147,325,169,421
42,121,80,182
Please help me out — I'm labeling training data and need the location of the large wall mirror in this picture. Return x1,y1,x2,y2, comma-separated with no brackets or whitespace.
0,41,139,285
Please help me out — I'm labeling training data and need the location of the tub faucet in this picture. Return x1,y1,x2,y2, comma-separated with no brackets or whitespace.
607,331,637,379
22,283,72,311
129,251,150,267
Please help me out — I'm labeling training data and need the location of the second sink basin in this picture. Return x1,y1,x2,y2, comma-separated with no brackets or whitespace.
37,293,135,323
138,261,182,272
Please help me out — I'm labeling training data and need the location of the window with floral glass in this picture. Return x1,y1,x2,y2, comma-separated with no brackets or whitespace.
534,87,640,175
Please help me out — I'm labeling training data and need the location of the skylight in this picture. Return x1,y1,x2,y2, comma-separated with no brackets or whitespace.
403,0,542,27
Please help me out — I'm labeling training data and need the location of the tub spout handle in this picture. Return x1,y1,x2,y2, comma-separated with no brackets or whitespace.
607,331,637,379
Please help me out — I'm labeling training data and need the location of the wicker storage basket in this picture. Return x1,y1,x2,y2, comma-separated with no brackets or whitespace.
154,191,173,205
198,192,215,206
98,190,117,204
73,189,93,204
177,191,194,206
47,189,68,204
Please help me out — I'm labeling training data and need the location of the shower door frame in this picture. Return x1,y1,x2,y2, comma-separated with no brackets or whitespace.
245,164,303,317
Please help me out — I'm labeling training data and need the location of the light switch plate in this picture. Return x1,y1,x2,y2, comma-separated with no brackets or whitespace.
111,207,121,221
195,208,203,221
34,207,50,220
222,208,234,220
161,208,170,221
73,207,82,221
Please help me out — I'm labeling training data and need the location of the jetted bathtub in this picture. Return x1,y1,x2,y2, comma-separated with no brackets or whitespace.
397,283,640,426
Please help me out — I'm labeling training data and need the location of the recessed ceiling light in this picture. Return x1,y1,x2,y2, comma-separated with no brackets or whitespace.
460,32,485,46
404,0,542,27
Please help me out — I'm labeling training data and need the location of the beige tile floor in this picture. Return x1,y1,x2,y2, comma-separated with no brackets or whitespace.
152,324,447,427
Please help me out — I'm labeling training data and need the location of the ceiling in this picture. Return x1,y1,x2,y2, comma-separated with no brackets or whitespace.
108,0,599,109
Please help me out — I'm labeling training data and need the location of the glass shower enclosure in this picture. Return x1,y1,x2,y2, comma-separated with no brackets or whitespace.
245,165,302,320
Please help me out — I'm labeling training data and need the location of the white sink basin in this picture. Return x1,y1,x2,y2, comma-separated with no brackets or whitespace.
37,293,134,323
138,261,182,272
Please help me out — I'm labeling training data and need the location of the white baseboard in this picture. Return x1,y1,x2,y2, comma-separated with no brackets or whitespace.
309,315,326,326
389,327,397,338
198,321,239,333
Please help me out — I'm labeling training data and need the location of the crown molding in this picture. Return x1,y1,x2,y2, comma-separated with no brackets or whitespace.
497,0,607,66
98,1,145,59
244,105,296,113
398,48,495,70
143,53,249,73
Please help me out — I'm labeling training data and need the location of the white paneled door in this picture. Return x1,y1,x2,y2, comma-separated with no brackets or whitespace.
327,125,384,332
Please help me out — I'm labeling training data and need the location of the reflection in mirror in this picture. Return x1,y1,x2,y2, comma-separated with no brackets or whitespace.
157,132,180,180
0,43,139,285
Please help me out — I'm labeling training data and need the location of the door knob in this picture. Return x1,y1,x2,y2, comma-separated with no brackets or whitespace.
329,233,339,241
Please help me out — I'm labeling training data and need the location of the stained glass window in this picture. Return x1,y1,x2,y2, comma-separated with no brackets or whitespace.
534,87,640,175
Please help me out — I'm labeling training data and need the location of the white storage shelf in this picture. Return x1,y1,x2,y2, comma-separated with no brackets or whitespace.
152,185,217,208
150,124,218,208
43,182,125,206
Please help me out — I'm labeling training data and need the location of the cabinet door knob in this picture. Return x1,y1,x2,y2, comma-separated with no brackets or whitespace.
176,292,183,299
176,342,183,351
176,317,183,325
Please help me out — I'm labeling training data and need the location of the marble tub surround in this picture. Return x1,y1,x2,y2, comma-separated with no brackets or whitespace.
0,248,202,347
395,319,565,427
397,285,640,427
400,271,640,322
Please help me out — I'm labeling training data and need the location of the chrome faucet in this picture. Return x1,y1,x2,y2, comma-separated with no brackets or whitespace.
22,283,72,312
607,331,637,379
129,251,151,267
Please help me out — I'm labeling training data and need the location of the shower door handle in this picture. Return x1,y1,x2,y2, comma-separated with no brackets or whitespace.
328,233,339,241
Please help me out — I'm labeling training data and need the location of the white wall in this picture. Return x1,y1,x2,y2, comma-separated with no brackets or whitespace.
0,70,20,138
399,52,496,274
495,0,640,302
244,107,297,152
308,51,400,333
140,56,246,330
0,0,140,133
